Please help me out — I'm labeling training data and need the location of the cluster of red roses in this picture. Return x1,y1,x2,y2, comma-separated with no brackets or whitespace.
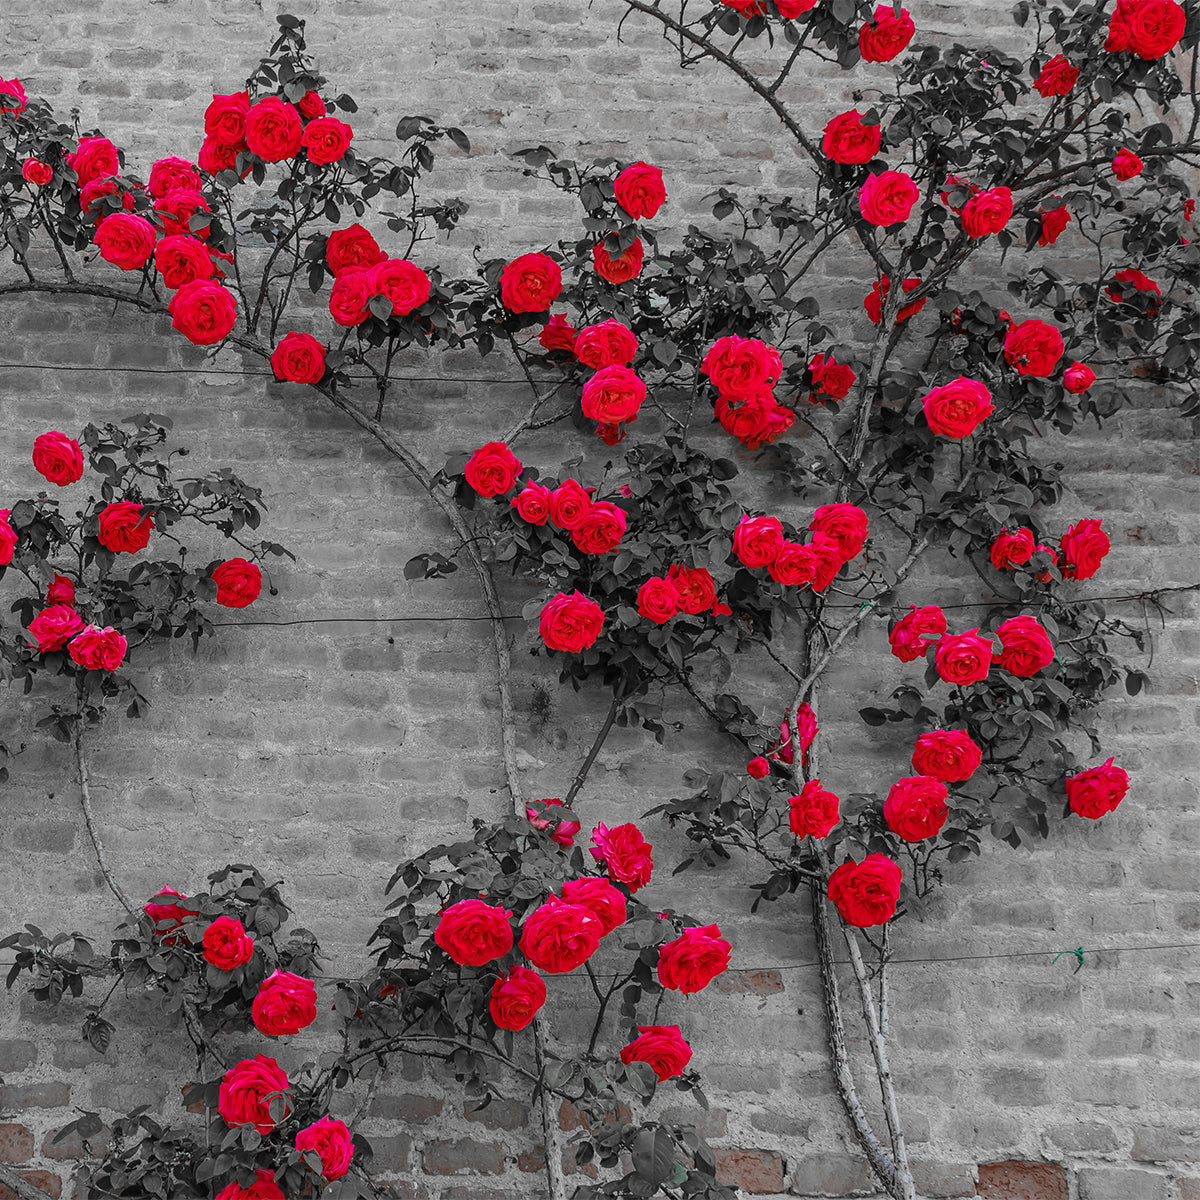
733,502,869,591
509,475,628,556
718,0,917,65
990,517,1111,581
701,333,793,449
889,606,1058,683
321,222,432,333
202,88,351,172
746,702,818,779
635,564,732,625
808,352,857,402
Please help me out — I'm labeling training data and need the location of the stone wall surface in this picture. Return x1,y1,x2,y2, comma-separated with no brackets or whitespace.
0,1,1197,1199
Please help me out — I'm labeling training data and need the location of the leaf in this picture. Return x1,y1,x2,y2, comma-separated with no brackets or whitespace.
632,1127,675,1186
83,1013,114,1054
446,127,471,153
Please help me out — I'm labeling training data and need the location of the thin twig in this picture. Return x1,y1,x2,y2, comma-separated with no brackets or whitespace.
74,722,135,915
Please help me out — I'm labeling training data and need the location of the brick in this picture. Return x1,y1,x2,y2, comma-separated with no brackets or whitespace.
977,1160,1069,1200
909,1162,975,1197
41,1124,109,1161
715,1149,784,1195
369,1093,444,1123
0,1169,62,1199
0,1126,34,1165
0,1083,70,1110
1077,1168,1170,1200
0,1044,36,1072
787,1153,876,1196
462,1096,529,1131
1131,1126,1200,1162
421,1139,505,1176
1044,1123,1119,1153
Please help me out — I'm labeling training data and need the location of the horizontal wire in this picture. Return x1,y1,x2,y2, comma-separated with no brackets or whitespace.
0,360,531,384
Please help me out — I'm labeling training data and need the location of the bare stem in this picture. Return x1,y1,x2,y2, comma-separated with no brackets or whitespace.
74,721,135,916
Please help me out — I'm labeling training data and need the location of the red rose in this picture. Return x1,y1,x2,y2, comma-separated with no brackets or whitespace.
827,854,902,927
300,116,353,165
80,177,138,217
911,729,982,782
940,174,979,214
961,186,1014,238
1004,319,1064,377
1107,268,1162,306
1184,198,1195,221
33,430,84,486
768,540,817,587
539,590,604,652
212,558,262,608
500,252,563,312
810,503,868,562
990,527,1036,569
714,390,794,449
199,136,247,175
97,501,154,553
47,574,75,605
252,969,318,1037
638,575,681,624
147,155,200,199
465,442,523,497
245,97,302,162
809,353,856,400
889,605,946,662
575,319,639,369
657,925,731,994
858,170,920,226
549,479,592,529
512,480,553,525
747,756,771,779
297,90,327,119
202,916,255,971
144,886,197,936
922,376,995,438
519,895,602,973
153,189,211,239
328,271,373,326
169,280,237,346
560,878,627,936
214,1169,284,1200
592,236,644,284
614,161,666,219
295,1116,354,1181
702,335,782,399
572,501,627,555
67,137,120,188
525,797,581,846
822,110,882,165
1066,757,1130,818
884,776,949,842
0,510,16,566
539,313,577,353
1038,205,1071,246
994,615,1055,677
28,605,84,653
1123,0,1186,57
205,91,250,146
325,224,385,277
94,214,156,271
769,703,817,767
270,331,326,384
590,821,654,891
733,514,784,569
581,365,646,426
620,1025,692,1082
809,532,845,592
789,780,840,838
434,898,514,966
859,4,915,61
489,966,547,1031
1033,54,1079,97
218,1054,292,1134
667,565,718,614
1060,518,1110,580
154,236,214,289
1063,362,1095,393
22,159,53,186
1112,148,1144,180
934,628,993,685
1033,542,1060,583
864,275,925,324
368,258,432,316
0,77,28,115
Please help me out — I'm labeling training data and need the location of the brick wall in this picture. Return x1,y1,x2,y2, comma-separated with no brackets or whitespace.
0,1,1197,1198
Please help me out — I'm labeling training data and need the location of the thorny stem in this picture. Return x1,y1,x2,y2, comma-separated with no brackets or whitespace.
74,720,135,915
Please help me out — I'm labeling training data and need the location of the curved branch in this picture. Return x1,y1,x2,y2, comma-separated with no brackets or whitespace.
74,721,135,916
0,1164,59,1200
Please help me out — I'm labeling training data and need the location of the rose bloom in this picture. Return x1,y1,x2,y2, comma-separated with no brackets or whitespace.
0,76,28,115
169,280,237,346
859,4,915,61
809,353,856,400
218,1054,292,1134
572,501,627,555
80,178,136,219
1004,319,1064,377
620,1025,693,1082
1066,757,1130,819
500,252,563,312
144,886,197,934
199,136,248,175
97,500,154,553
549,479,592,529
822,109,882,164
990,527,1036,569
858,170,920,226
67,136,120,188
809,532,845,593
1107,0,1186,58
590,821,654,891
768,540,817,587
296,1115,354,1181
714,390,794,449
657,925,732,995
154,235,215,289
827,854,902,927
47,574,75,605
368,258,432,316
592,235,644,284
297,90,326,119
994,615,1056,677
22,159,53,186
212,558,262,608
1063,362,1096,393
1107,268,1162,305
1112,148,1144,180
667,564,718,614
1033,54,1079,97
733,514,785,569
32,430,84,486
561,877,626,936
769,703,817,767
326,224,384,277
884,776,949,842
94,214,156,271
270,331,326,384
0,510,17,566
489,966,547,1031
434,898,514,966
614,161,666,219
638,575,682,624
1038,205,1072,246
328,270,373,326
153,188,211,238
465,442,523,497
252,969,318,1037
889,604,947,662
214,1168,283,1200
810,503,868,561
540,590,605,652
519,895,602,973
245,96,302,161
922,376,995,438
539,312,577,353
147,155,200,199
581,365,646,425
301,116,353,165
525,797,581,846
511,480,552,525
911,729,982,783
202,915,255,970
1060,517,1110,580
702,334,782,399
788,779,841,838
961,186,1014,238
934,628,994,685
205,91,250,145
575,319,639,369
29,605,84,653
747,756,770,779
864,275,925,325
